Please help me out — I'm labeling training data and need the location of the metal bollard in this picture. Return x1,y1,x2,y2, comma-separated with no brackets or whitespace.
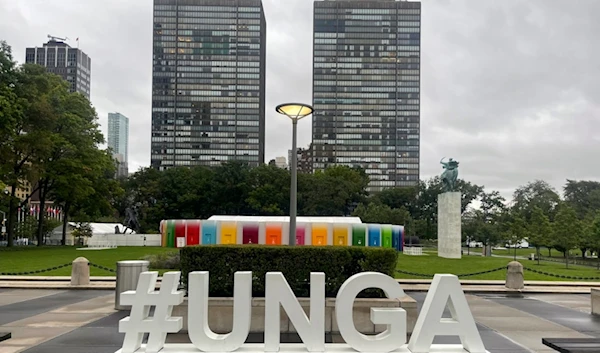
115,260,149,310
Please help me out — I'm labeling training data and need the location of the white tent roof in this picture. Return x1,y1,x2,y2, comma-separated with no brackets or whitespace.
67,222,136,234
207,215,363,224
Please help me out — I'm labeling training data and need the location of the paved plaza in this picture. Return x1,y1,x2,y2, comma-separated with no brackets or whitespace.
0,288,599,352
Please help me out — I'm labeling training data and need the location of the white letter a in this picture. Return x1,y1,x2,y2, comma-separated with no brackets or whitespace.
408,274,486,353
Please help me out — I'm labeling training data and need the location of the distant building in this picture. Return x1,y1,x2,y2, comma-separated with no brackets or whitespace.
288,146,313,174
25,37,91,98
312,0,422,192
3,180,32,202
274,156,287,169
151,0,267,170
108,112,129,178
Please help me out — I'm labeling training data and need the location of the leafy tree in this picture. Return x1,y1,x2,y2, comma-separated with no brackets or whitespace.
504,214,528,260
553,204,582,268
300,166,369,216
352,203,411,226
52,148,119,244
371,186,419,214
33,90,106,245
245,165,289,215
512,180,561,222
528,206,552,264
563,179,600,219
212,161,252,214
0,56,65,246
587,213,600,269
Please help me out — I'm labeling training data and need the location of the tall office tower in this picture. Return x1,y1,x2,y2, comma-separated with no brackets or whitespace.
25,37,92,99
312,0,421,192
151,0,267,170
108,112,130,177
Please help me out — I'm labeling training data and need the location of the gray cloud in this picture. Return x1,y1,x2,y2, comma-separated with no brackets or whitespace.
1,0,598,200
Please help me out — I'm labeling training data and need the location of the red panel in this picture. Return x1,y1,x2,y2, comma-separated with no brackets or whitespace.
186,220,200,246
296,227,305,245
175,220,186,237
243,224,259,244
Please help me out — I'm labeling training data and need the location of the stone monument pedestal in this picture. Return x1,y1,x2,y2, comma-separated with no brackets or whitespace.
438,191,462,259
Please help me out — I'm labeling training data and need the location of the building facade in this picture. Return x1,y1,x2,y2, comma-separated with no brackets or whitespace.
289,146,314,174
274,156,287,169
151,0,267,170
25,39,91,98
108,112,130,177
312,0,421,192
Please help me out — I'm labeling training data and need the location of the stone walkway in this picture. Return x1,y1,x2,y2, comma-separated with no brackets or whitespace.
0,289,596,353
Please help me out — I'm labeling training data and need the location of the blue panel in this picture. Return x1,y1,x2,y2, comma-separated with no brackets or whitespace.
392,226,401,251
368,226,381,247
202,221,217,245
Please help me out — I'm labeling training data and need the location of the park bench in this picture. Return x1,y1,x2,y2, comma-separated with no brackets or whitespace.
0,332,10,342
542,337,600,352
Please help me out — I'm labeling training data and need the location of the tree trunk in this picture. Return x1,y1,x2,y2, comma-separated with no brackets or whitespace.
6,182,17,247
36,181,47,246
597,251,599,270
566,250,569,269
548,248,551,257
536,246,540,266
61,203,70,246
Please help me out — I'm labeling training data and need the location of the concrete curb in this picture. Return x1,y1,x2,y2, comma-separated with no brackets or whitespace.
0,280,594,294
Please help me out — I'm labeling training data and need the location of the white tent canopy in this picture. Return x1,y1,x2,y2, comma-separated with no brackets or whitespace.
207,215,363,224
67,222,136,234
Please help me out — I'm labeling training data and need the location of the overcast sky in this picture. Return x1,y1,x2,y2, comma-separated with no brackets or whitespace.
1,0,598,199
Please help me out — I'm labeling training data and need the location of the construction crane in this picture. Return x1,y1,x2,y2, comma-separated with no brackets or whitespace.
47,34,68,42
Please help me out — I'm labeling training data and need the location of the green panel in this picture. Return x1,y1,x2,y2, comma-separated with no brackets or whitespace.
167,220,176,248
381,226,393,248
352,226,366,246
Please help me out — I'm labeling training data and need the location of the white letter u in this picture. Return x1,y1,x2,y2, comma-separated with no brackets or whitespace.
188,271,252,352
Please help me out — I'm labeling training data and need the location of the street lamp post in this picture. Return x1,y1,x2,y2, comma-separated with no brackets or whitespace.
275,103,314,246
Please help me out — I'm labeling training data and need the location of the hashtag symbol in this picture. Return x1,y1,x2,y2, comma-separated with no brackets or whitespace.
118,272,184,353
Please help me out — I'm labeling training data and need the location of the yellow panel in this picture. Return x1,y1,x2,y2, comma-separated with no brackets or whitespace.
221,224,237,245
334,227,348,246
312,226,328,246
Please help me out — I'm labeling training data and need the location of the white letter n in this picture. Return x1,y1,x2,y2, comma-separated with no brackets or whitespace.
265,272,325,352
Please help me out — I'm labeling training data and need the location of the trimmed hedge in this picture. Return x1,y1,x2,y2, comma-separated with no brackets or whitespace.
179,245,398,298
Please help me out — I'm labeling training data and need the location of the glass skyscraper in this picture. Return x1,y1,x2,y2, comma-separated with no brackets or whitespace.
151,0,267,170
108,112,129,177
312,0,421,192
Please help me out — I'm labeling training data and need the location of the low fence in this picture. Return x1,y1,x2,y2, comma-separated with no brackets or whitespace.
87,234,161,247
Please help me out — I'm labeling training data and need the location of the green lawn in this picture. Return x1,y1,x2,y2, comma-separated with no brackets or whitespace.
0,246,175,276
1,246,599,281
396,253,600,281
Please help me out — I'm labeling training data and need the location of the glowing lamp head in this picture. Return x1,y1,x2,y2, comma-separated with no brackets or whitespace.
275,103,314,121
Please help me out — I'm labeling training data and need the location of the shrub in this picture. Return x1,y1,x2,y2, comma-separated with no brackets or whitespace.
143,251,180,269
179,245,398,298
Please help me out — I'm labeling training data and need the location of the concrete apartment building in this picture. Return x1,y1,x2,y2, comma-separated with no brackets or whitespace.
25,37,91,99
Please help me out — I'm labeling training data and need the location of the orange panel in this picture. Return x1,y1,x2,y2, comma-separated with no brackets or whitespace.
266,225,281,245
312,226,328,245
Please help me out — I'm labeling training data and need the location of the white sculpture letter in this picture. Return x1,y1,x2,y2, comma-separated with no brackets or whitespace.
408,274,486,353
265,272,325,352
336,272,407,352
188,271,252,352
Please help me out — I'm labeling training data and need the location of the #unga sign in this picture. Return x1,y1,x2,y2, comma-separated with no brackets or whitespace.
115,272,489,353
